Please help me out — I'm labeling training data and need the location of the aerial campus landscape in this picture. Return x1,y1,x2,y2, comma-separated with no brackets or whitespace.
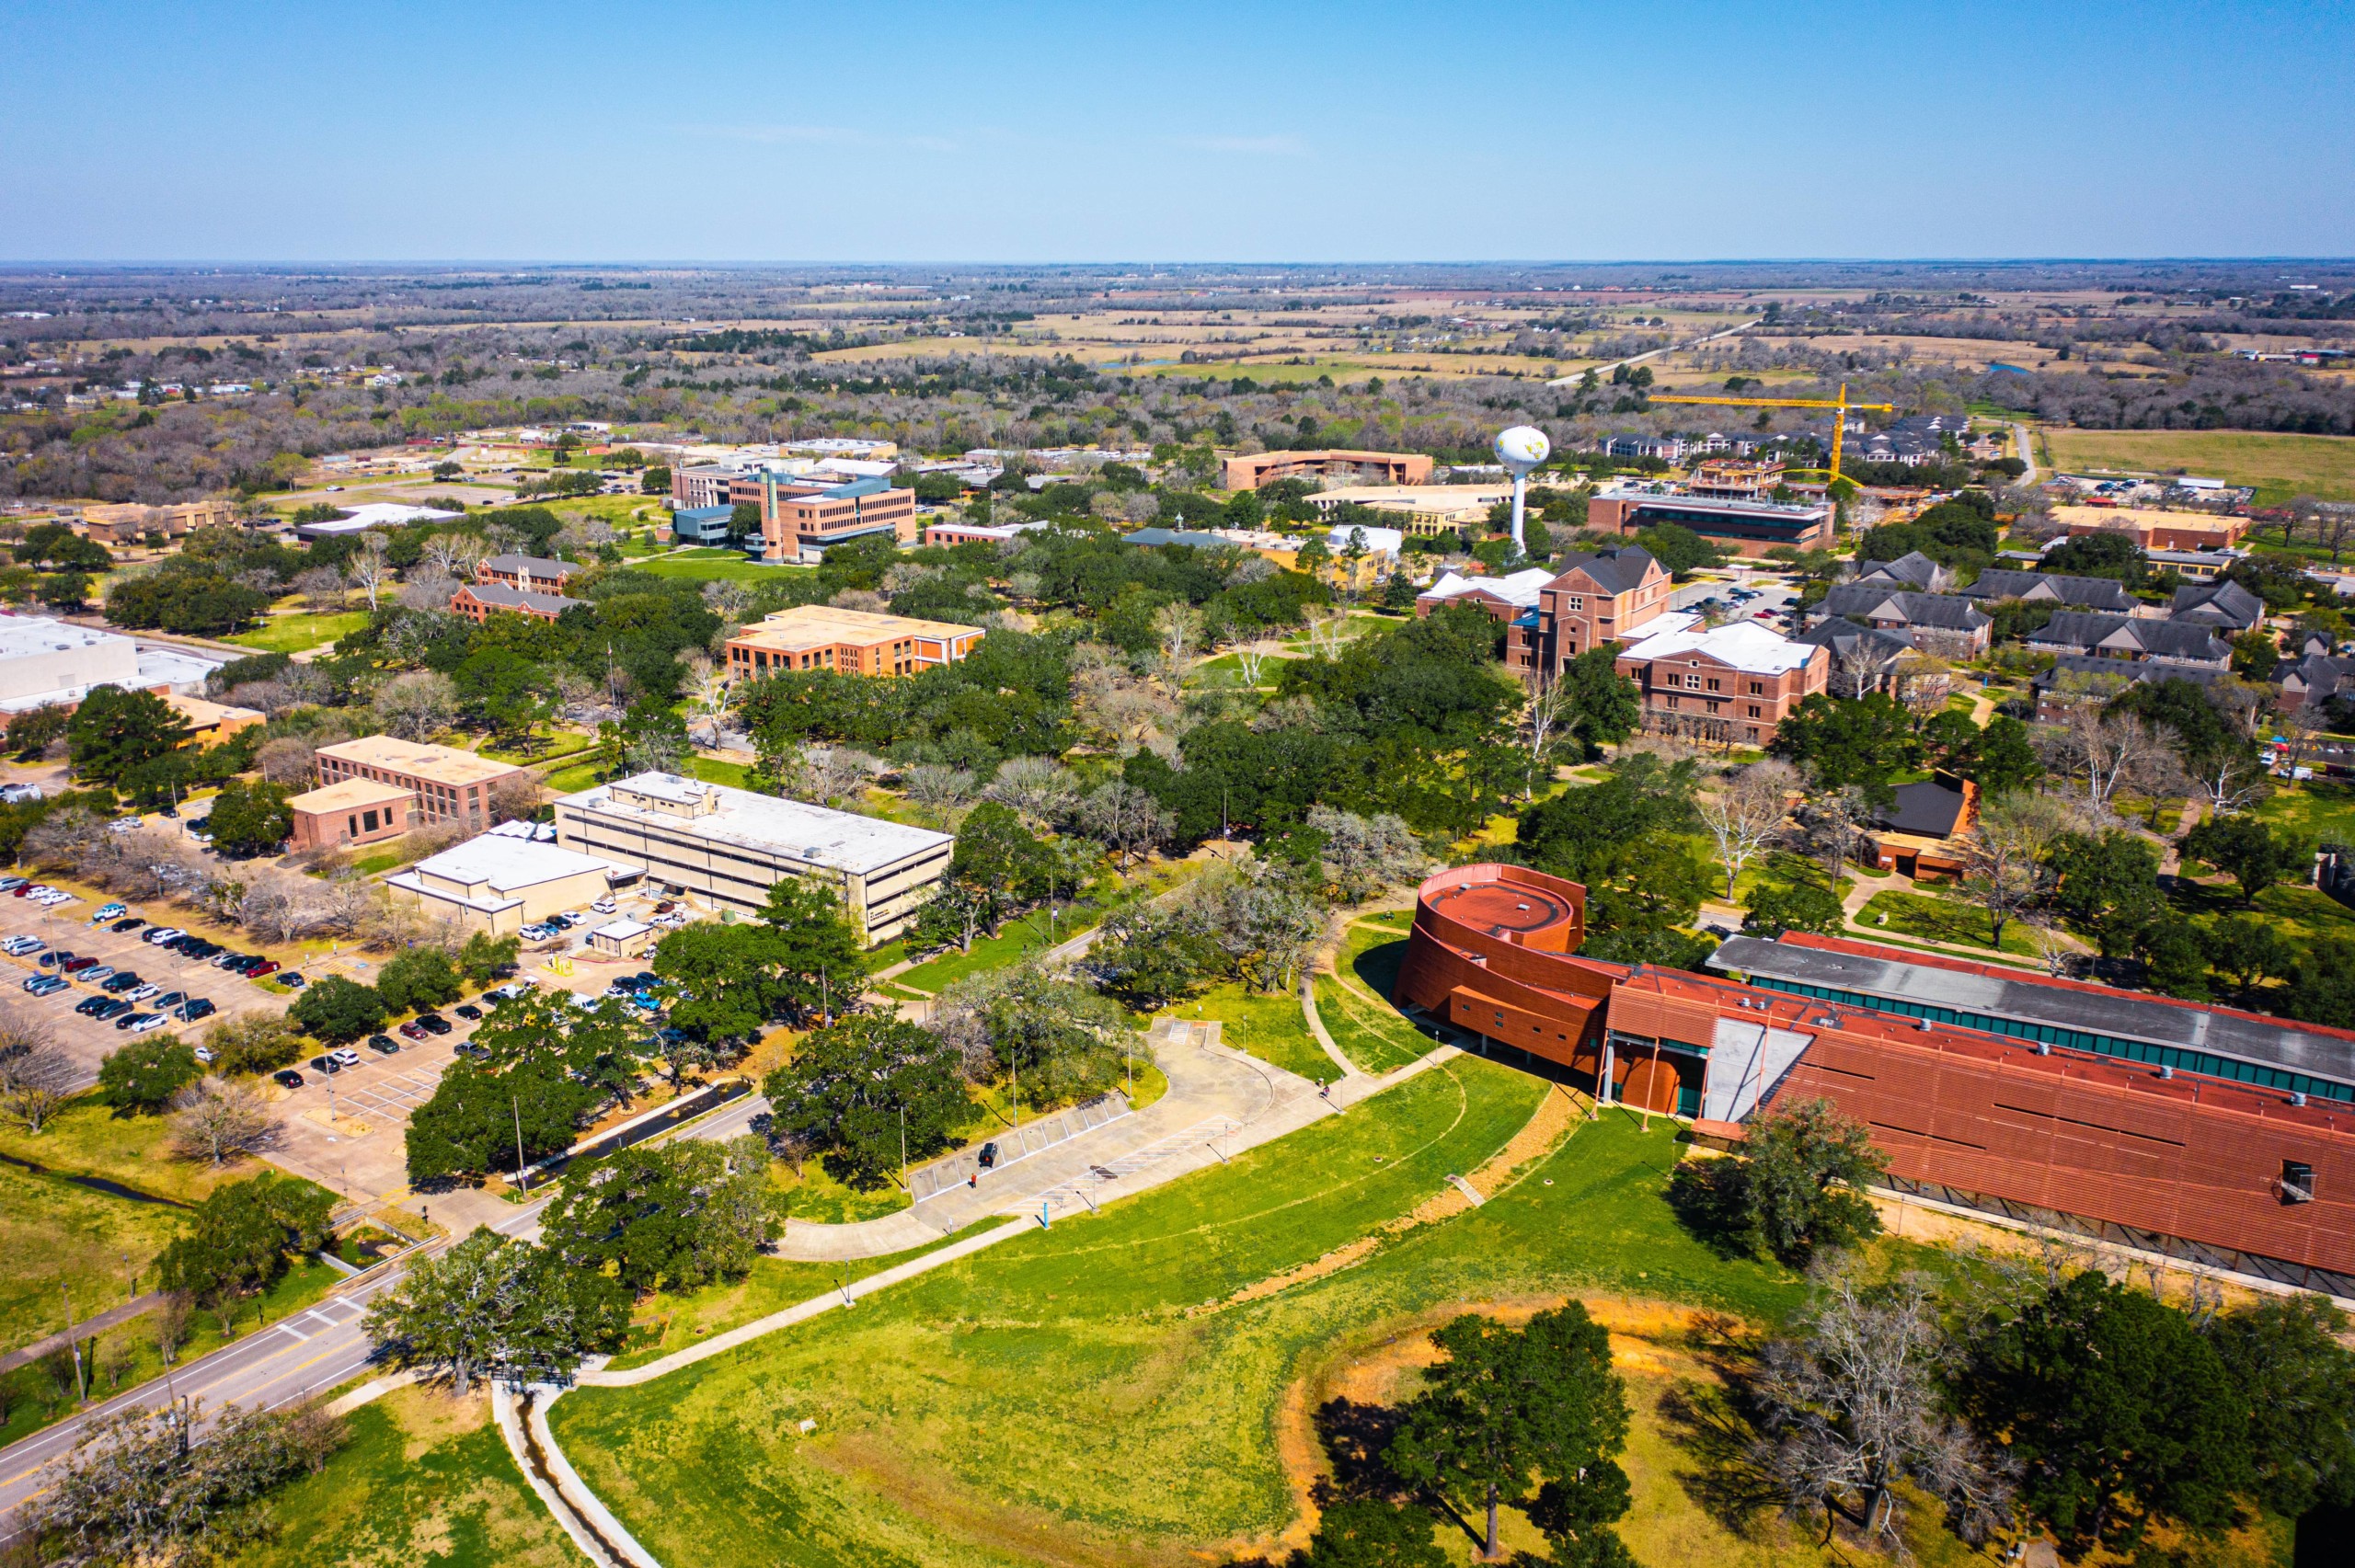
5,8,2355,1568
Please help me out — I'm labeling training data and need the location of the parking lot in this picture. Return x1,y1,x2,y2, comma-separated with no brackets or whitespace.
0,894,299,1084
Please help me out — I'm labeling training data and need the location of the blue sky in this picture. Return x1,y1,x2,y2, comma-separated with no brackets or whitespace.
3,0,2349,262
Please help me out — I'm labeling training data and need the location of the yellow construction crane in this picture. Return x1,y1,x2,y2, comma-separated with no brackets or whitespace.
1641,381,1896,486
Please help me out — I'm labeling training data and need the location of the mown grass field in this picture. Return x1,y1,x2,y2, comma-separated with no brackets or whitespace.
630,555,813,584
224,610,372,654
1188,979,1336,1083
236,1384,589,1568
1856,887,2039,956
2041,428,2355,504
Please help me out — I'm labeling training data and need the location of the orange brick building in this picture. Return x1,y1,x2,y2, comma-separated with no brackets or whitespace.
450,583,582,624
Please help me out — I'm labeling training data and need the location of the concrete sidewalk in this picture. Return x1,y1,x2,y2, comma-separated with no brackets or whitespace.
778,1017,1328,1260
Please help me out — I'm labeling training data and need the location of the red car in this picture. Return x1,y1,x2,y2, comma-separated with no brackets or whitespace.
245,958,280,979
60,956,98,974
398,1021,428,1040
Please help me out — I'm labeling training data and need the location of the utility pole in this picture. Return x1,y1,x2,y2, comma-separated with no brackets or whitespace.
62,1284,85,1404
899,1104,906,1190
511,1093,526,1191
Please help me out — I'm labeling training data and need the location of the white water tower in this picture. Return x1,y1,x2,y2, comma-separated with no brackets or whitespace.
1494,425,1551,556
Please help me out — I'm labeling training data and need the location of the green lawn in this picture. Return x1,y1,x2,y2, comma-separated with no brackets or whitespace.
542,1063,1858,1567
1856,888,2039,956
1318,921,1432,1074
2257,780,2355,850
2166,877,2355,943
540,760,606,795
891,911,1099,993
632,555,812,584
1187,980,1337,1083
480,728,591,764
233,1384,589,1568
224,610,372,654
686,755,751,790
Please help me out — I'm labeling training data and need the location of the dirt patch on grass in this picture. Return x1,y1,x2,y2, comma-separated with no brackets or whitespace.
386,1382,488,1462
1257,1294,1742,1562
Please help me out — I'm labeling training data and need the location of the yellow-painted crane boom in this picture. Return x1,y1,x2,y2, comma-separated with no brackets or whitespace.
1642,381,1895,484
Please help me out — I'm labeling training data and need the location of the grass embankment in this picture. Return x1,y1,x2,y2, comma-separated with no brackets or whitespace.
540,1059,2007,1568
234,1383,587,1568
224,610,372,654
631,555,812,584
2040,427,2355,505
2257,779,2355,848
1318,916,1432,1075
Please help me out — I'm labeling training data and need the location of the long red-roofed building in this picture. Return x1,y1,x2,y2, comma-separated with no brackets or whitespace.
1395,862,2355,1299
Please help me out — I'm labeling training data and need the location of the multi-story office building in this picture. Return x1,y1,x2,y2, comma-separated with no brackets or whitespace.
1220,449,1434,491
313,736,530,835
1614,620,1827,746
554,772,953,945
724,603,982,679
476,555,583,594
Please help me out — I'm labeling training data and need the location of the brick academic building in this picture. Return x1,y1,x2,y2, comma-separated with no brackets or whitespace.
1395,863,2355,1299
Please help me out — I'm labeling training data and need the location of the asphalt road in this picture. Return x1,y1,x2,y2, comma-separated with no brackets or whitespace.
0,1088,773,1534
2012,419,2040,485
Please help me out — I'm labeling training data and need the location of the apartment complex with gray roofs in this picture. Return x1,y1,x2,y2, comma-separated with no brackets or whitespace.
1852,550,1953,592
2020,611,2232,668
1960,569,2138,614
2168,578,2267,632
1815,583,1993,657
1794,620,1921,695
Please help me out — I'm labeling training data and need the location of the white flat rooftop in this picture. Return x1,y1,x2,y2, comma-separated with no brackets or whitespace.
399,833,625,893
562,772,952,877
0,614,125,661
1621,618,1821,676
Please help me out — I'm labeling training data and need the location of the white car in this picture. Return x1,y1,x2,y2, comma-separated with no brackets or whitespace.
38,891,72,906
127,983,161,1001
129,1013,169,1033
144,928,185,945
329,1047,361,1067
192,1044,215,1062
592,898,616,915
108,818,141,835
2,936,41,956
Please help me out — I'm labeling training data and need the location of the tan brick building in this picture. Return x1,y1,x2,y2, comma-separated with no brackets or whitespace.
724,604,983,680
314,736,531,835
287,778,415,853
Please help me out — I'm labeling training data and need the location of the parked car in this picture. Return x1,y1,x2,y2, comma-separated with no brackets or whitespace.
245,959,280,979
121,1012,166,1032
306,1055,342,1075
78,966,116,986
2,934,43,956
127,983,160,1001
173,999,214,1023
397,1022,428,1040
10,884,39,898
21,975,65,996
101,972,144,994
652,899,676,915
417,1013,452,1036
366,1035,400,1055
280,972,304,989
92,1000,133,1021
592,898,616,915
454,1003,481,1021
329,1047,361,1068
274,1069,304,1089
454,1040,490,1059
192,1044,214,1063
74,996,109,1016
144,928,185,945
60,956,96,974
0,876,27,893
91,903,126,922
977,1140,999,1170
110,917,145,933
152,990,185,1010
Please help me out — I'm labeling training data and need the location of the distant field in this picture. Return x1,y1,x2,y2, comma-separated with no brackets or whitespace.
2041,428,2355,504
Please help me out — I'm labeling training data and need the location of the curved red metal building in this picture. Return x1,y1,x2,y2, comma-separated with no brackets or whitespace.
1396,863,2355,1299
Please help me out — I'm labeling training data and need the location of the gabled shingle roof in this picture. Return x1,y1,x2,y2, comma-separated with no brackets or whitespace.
1961,569,2136,612
2025,612,2229,662
459,583,582,615
1853,551,1943,589
2168,578,2265,630
1821,584,1990,632
1549,547,1660,597
1794,620,1915,670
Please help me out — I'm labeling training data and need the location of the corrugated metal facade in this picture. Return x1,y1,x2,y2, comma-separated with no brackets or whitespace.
1397,864,2355,1289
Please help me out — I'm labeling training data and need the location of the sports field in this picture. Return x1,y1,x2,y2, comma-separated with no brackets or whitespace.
2041,428,2355,503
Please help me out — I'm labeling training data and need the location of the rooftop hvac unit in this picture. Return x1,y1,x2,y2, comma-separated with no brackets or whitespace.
2291,1091,2309,1107
2157,1065,2175,1080
2282,1160,2315,1205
